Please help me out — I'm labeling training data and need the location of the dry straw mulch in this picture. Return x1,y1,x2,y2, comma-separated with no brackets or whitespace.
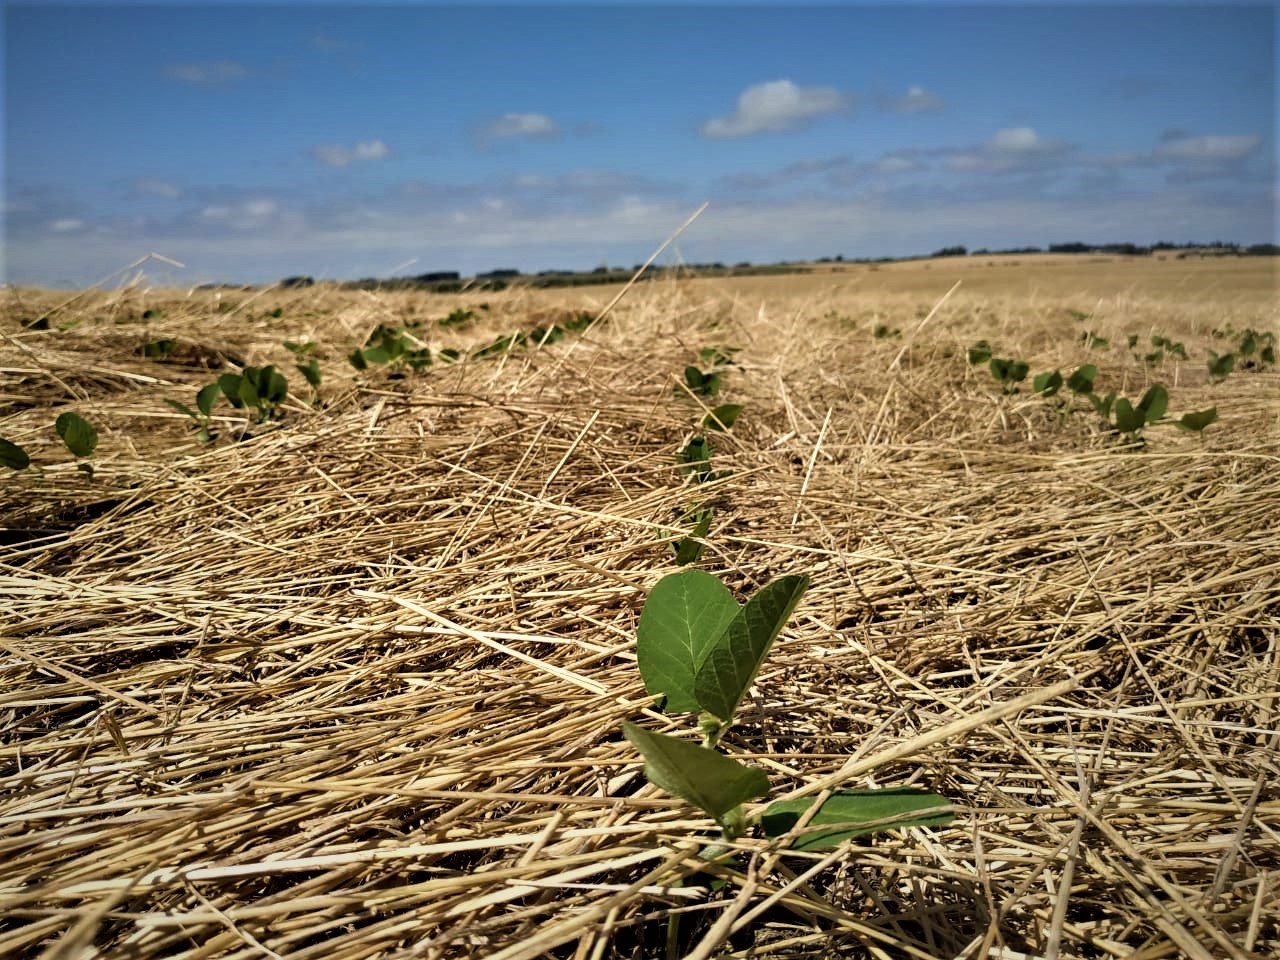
2,276,1278,959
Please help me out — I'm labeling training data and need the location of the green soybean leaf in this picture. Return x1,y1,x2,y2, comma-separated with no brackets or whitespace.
1033,370,1063,396
988,357,1010,381
165,399,198,420
1007,359,1030,383
298,358,322,389
1067,364,1097,394
237,376,260,409
0,437,30,470
347,348,368,371
54,413,98,458
761,788,953,851
673,509,714,566
218,373,245,407
1208,352,1235,381
623,722,768,823
1176,407,1218,433
1088,390,1115,418
702,404,743,432
967,340,992,365
1137,384,1168,423
265,367,288,403
694,574,810,723
1113,397,1145,433
637,569,739,713
196,382,221,418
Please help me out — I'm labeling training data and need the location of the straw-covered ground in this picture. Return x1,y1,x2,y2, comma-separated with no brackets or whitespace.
3,258,1278,959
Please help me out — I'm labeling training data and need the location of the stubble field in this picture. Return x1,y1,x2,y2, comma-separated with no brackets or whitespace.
3,254,1278,959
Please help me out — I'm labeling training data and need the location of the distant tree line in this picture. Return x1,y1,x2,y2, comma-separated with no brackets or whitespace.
250,240,1276,292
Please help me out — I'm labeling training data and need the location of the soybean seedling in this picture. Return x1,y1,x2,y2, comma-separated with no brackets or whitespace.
165,382,223,443
0,437,30,470
218,365,290,423
55,412,98,477
626,570,951,955
989,356,1030,393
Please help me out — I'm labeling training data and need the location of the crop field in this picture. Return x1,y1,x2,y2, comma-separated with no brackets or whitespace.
2,254,1278,959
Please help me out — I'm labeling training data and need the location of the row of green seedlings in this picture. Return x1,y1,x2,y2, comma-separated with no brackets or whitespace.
671,348,744,565
165,309,599,442
1077,325,1275,378
348,309,595,374
627,571,951,956
0,413,98,474
969,341,1218,443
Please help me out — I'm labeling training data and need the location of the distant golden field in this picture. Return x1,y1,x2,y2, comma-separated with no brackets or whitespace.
3,255,1278,959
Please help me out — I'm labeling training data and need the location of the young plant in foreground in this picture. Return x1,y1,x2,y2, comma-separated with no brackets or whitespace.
989,356,1030,393
218,365,289,423
165,382,223,443
626,569,951,851
55,412,98,477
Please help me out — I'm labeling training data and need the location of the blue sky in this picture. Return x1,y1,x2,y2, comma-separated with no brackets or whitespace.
4,1,1276,286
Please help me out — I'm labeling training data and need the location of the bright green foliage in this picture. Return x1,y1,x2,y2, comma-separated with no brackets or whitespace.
623,722,769,825
627,569,951,859
693,575,810,725
671,507,714,565
681,365,722,398
55,412,98,458
1089,391,1116,418
1033,370,1063,396
1112,397,1145,434
702,404,743,432
439,307,475,327
1137,385,1169,423
678,437,719,483
164,382,222,443
637,569,739,713
0,437,30,470
1207,351,1236,382
967,340,992,365
989,357,1030,392
1151,335,1188,360
761,789,953,851
1176,407,1218,434
356,324,432,371
297,358,322,390
1066,364,1097,394
219,366,289,422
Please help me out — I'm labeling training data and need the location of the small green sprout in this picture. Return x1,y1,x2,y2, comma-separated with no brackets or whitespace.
0,437,30,470
1175,407,1218,434
1066,363,1097,395
142,338,178,359
165,382,222,443
1080,331,1109,350
626,567,951,867
671,506,714,565
680,365,722,398
989,357,1030,393
218,365,289,423
55,412,98,476
967,340,993,365
1207,351,1236,382
701,404,743,432
873,323,901,340
1033,370,1063,396
678,436,720,483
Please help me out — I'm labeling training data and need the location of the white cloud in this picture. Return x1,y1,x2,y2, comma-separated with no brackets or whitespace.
354,140,390,160
484,113,561,138
1154,134,1261,162
879,85,944,113
165,61,249,86
312,140,391,167
50,219,84,232
945,127,1070,172
701,80,848,139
